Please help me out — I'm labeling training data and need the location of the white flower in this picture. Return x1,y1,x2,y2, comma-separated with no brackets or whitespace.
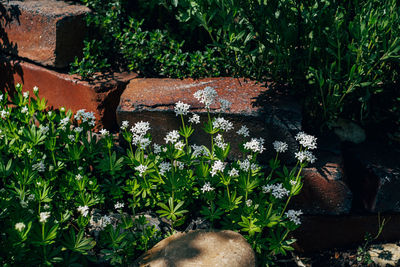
26,148,32,155
121,120,129,130
175,101,190,116
59,117,70,128
44,204,50,210
213,117,233,132
75,174,82,181
201,182,214,193
27,194,35,201
285,209,303,225
228,168,239,177
238,159,251,171
68,134,75,141
295,132,317,150
191,144,207,157
273,141,288,153
114,202,124,209
60,107,65,112
99,129,109,136
0,109,10,118
74,127,83,133
263,183,290,199
74,109,96,126
15,222,26,232
193,87,218,108
32,161,46,172
295,150,316,164
23,91,29,98
48,111,52,117
174,140,185,151
39,211,51,223
210,160,225,177
132,135,151,149
290,180,297,186
135,164,147,177
175,161,184,170
246,199,253,207
214,134,228,149
164,130,180,144
130,121,150,136
21,106,28,114
33,86,39,93
159,161,172,175
189,113,200,124
244,138,265,153
219,99,232,111
77,206,89,217
236,125,250,137
153,143,162,154
0,94,3,101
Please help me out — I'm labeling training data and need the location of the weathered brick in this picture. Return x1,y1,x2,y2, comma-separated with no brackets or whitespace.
116,77,303,164
291,135,353,215
0,0,90,68
0,55,137,129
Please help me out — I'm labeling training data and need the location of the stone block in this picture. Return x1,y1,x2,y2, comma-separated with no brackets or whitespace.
0,55,137,129
291,135,353,215
117,77,302,164
0,0,90,68
343,141,400,212
134,230,256,267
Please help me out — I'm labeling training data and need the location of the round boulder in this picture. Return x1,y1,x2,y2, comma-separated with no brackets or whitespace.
133,229,256,267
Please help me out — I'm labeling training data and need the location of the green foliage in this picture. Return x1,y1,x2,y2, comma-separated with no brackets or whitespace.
0,85,316,265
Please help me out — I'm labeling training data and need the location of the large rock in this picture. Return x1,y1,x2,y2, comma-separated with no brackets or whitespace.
133,230,256,267
343,141,400,212
0,0,90,68
291,135,353,215
0,55,137,130
117,78,302,164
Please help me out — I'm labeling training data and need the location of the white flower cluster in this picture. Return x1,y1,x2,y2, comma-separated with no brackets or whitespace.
159,161,172,175
39,125,49,135
191,144,208,157
228,168,239,177
135,164,147,177
273,141,288,153
74,109,96,127
39,211,51,223
285,209,303,225
213,117,233,132
174,140,185,151
193,87,218,108
59,117,70,130
74,126,83,133
0,109,10,119
32,161,46,172
23,91,29,98
175,101,190,116
21,106,28,114
120,120,129,130
0,94,3,102
153,143,162,154
244,138,265,153
246,199,253,207
15,222,26,232
33,86,39,93
99,129,109,136
295,132,317,150
189,113,200,124
174,160,185,170
210,160,225,177
114,202,124,209
201,182,214,193
130,121,151,149
215,134,228,149
75,174,83,180
236,125,249,137
164,130,180,144
77,205,89,217
262,183,290,199
294,150,316,164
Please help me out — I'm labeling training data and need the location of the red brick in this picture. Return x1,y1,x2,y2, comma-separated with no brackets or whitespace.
0,0,90,68
116,77,303,164
0,56,137,129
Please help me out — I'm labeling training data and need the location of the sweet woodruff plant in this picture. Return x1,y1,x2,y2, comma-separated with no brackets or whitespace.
0,84,317,266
